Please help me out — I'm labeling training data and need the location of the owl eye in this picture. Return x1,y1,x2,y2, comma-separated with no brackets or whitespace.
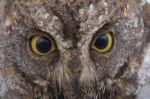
30,35,56,55
92,32,113,53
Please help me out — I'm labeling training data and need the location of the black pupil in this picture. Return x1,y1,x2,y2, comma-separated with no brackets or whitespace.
94,34,108,49
36,37,51,53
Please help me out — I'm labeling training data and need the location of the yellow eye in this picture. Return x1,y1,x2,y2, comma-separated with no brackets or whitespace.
30,35,56,55
92,32,113,53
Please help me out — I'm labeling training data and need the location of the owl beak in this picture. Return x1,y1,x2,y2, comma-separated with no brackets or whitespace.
70,75,81,95
69,63,81,94
67,58,82,95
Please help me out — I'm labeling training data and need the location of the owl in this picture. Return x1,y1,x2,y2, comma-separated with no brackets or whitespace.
0,0,149,99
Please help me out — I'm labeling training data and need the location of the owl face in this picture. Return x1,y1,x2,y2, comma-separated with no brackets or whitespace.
2,0,144,98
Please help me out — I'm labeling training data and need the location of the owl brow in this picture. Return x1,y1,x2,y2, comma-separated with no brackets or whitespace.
94,3,125,32
106,2,126,22
92,23,113,40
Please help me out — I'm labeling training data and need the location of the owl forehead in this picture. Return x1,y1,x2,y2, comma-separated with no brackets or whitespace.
12,0,122,36
6,0,141,49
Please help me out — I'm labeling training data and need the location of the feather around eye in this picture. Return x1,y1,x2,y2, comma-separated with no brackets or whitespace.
30,35,56,55
91,32,113,53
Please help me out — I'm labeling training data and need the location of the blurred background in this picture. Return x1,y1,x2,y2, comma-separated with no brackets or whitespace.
137,0,150,99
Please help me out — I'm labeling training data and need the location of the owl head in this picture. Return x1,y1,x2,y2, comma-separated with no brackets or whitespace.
0,0,145,98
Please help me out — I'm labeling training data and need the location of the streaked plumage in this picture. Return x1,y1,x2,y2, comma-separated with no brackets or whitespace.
0,0,149,99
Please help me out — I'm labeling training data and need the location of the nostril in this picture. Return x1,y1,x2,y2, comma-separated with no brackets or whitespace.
78,69,81,74
68,62,82,76
73,67,81,75
70,66,81,74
